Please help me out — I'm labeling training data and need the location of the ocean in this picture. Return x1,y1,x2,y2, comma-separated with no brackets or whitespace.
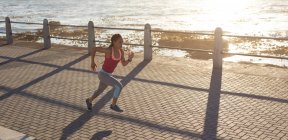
0,0,287,66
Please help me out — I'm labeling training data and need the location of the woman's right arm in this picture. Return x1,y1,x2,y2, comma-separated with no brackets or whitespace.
90,47,109,71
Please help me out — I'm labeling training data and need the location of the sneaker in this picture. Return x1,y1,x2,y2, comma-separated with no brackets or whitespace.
110,104,123,112
86,98,92,111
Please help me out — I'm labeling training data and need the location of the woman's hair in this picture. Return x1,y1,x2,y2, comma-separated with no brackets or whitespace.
109,34,122,48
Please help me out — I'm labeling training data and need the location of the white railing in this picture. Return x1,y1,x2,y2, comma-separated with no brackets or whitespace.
1,17,287,69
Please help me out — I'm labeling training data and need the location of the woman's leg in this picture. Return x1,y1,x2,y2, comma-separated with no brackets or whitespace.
98,71,123,111
86,82,108,110
88,81,108,102
86,72,109,111
111,98,118,106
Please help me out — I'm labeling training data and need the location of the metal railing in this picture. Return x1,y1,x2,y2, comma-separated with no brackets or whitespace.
221,34,288,60
94,40,144,47
46,23,88,45
10,21,43,26
151,29,214,36
50,36,88,42
1,17,287,69
223,34,288,41
152,45,214,53
222,52,288,60
49,24,87,28
94,26,144,31
150,29,216,53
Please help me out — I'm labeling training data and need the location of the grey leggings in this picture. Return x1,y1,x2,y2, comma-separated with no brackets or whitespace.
92,69,123,98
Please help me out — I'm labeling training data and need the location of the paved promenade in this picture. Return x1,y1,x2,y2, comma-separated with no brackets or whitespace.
0,43,287,140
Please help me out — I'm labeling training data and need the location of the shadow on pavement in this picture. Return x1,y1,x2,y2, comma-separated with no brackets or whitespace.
60,60,151,140
0,48,45,66
202,68,223,140
90,130,112,140
0,54,89,101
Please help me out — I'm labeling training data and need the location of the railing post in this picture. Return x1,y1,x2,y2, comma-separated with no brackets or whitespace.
88,21,95,55
144,23,152,60
5,17,13,44
43,19,51,49
213,27,223,69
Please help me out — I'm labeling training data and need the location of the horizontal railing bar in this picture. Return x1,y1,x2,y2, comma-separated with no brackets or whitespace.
11,34,43,38
151,29,214,36
95,40,110,44
152,30,288,41
223,34,288,41
0,31,6,34
49,24,87,28
10,21,43,26
10,21,86,28
123,43,144,46
0,21,5,23
50,36,88,42
152,45,214,53
95,40,144,46
222,52,288,60
94,26,144,31
11,32,41,35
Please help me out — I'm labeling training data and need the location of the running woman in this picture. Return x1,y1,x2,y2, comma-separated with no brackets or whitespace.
86,34,134,112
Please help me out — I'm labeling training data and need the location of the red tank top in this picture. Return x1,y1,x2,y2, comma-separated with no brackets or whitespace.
102,49,121,73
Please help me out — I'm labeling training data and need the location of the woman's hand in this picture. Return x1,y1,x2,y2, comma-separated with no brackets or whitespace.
91,61,97,71
128,51,134,60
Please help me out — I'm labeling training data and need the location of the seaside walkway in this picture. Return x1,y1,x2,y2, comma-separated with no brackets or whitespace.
0,43,287,140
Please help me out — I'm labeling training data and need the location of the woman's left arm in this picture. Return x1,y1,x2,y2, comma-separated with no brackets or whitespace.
121,49,133,66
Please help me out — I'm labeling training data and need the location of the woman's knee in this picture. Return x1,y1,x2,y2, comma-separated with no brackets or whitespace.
116,82,123,90
98,82,108,91
119,82,123,89
113,82,123,98
97,87,106,93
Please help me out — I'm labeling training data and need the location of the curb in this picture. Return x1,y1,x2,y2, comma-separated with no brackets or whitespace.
0,126,35,140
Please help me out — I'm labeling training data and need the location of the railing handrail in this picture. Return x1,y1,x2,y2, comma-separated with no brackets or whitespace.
151,29,214,36
3,18,288,62
10,21,43,26
50,36,88,42
223,34,288,41
95,40,144,46
7,20,288,41
49,24,87,28
94,26,144,31
152,45,213,53
222,52,288,60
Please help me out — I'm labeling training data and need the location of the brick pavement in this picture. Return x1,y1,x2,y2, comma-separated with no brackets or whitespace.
0,44,287,140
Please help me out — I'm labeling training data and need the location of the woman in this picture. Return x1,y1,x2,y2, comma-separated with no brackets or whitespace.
86,34,134,112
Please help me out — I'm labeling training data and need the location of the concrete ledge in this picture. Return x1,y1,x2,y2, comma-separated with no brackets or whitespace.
0,126,35,140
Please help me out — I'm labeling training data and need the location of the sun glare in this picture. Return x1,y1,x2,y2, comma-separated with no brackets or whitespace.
200,0,253,30
205,0,251,12
208,0,251,18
